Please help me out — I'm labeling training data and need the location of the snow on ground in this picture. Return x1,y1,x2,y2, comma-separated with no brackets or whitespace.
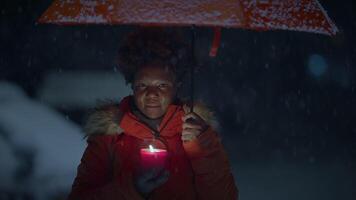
0,81,86,199
0,137,18,190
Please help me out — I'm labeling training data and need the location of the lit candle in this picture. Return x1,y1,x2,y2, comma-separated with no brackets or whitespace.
140,145,168,170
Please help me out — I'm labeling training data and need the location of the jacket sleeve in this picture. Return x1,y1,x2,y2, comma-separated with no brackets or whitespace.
182,127,239,200
67,135,143,200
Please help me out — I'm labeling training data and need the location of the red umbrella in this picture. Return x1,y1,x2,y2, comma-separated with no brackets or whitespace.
39,0,338,55
38,0,338,110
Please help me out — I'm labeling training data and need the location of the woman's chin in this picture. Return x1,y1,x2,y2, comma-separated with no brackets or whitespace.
143,109,164,120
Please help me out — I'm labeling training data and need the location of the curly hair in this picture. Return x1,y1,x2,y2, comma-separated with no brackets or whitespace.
117,28,189,85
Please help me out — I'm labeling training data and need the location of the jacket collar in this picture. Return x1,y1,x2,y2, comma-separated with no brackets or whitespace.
119,96,184,139
84,96,216,138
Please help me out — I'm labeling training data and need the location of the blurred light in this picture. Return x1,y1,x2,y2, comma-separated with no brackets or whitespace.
37,70,131,109
307,54,328,77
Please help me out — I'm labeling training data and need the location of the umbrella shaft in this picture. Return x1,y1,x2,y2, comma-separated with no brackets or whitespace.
190,26,196,113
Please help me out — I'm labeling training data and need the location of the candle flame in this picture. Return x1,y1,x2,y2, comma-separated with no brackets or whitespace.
149,145,155,152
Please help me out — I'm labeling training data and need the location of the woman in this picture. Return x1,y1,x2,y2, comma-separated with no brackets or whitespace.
67,28,238,200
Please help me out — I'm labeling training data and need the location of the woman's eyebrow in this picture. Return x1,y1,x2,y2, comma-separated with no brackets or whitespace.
137,77,173,84
154,80,173,84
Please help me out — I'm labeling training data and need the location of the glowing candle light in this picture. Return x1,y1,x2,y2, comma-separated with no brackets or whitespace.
149,145,155,152
140,144,168,170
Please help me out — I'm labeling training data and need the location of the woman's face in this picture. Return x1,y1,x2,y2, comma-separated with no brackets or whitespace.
133,65,176,119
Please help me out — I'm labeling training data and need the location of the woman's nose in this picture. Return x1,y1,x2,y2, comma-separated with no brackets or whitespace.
146,86,159,97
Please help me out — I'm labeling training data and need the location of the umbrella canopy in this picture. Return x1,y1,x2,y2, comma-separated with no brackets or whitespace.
38,0,338,111
39,0,337,36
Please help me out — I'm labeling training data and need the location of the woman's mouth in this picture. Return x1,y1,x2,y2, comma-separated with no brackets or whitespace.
145,105,160,108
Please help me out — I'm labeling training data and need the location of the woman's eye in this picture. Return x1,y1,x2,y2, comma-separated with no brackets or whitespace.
134,83,147,90
158,83,169,89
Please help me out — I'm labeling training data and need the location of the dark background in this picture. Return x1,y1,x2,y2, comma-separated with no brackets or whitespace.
1,1,355,200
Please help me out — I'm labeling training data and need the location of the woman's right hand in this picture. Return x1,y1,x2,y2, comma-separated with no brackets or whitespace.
134,168,170,198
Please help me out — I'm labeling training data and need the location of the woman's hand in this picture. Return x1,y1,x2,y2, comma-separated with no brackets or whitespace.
181,112,209,142
134,168,170,198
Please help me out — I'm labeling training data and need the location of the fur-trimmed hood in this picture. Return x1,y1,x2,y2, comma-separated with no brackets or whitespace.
84,97,217,137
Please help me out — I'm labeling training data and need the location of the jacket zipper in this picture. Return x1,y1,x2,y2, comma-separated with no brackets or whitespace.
126,106,180,151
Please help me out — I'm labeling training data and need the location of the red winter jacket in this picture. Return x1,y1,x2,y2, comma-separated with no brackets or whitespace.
67,96,238,200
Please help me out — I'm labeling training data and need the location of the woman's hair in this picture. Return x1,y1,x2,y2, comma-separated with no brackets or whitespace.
117,28,189,85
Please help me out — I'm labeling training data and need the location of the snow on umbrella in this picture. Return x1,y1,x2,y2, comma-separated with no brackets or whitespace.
38,0,338,109
38,0,337,57
38,0,337,35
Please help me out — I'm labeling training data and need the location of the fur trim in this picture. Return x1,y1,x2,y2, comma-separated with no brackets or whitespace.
84,100,217,137
84,101,124,136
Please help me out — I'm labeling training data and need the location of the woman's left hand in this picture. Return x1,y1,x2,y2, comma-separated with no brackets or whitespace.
181,112,209,142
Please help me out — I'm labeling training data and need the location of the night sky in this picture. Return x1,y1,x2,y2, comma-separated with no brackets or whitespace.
1,1,355,200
